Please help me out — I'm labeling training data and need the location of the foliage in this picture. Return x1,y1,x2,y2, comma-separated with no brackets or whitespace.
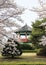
20,43,35,50
1,39,22,58
22,50,37,53
30,18,46,48
37,46,46,56
30,18,46,56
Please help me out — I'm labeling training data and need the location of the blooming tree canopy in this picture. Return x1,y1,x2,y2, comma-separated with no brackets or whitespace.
30,0,46,19
0,0,25,42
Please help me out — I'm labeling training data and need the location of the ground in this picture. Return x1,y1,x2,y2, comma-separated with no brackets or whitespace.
0,53,46,64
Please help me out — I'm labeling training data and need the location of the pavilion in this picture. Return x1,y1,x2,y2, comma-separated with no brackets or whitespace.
15,24,32,42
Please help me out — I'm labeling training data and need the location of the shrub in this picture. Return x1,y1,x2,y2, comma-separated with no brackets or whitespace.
22,50,37,53
1,39,22,58
20,43,35,50
37,47,46,56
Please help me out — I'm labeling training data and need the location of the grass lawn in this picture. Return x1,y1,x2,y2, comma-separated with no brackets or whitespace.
0,53,46,65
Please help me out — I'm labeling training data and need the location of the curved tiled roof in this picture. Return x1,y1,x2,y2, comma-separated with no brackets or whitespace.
15,24,32,33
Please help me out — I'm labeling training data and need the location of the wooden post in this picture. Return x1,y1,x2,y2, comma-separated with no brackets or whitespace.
25,32,27,39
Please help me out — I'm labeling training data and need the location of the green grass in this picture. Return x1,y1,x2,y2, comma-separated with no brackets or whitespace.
0,61,46,65
0,62,46,65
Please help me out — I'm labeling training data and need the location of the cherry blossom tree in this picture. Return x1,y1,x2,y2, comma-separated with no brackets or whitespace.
0,0,25,42
0,0,25,57
30,0,46,19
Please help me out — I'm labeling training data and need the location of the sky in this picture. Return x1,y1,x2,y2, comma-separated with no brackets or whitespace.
15,0,40,27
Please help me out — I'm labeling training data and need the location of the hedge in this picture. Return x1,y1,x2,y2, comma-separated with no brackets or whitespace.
22,50,37,53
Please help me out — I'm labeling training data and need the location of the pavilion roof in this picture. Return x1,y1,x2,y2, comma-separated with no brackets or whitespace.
15,24,32,33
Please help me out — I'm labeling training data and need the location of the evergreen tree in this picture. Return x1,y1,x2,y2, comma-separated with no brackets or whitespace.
30,19,45,48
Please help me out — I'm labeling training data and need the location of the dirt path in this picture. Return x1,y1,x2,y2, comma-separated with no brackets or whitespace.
22,53,36,56
0,53,46,62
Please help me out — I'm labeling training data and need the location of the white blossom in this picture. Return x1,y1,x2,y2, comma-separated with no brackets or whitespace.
39,36,46,46
0,0,25,44
30,0,46,19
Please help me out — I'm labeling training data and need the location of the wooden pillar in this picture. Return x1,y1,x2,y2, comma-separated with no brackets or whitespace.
25,32,27,39
18,33,20,38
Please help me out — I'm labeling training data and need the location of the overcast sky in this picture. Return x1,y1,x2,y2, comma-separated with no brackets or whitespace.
15,0,40,27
